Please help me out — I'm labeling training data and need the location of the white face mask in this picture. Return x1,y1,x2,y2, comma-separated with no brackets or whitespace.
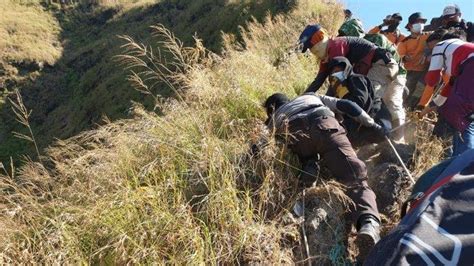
309,37,329,60
411,23,424,33
330,71,345,81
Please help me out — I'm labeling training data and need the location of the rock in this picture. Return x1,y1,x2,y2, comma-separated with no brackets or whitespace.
368,163,411,216
300,184,351,265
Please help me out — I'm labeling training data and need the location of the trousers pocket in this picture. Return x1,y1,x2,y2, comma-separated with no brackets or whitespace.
314,116,340,133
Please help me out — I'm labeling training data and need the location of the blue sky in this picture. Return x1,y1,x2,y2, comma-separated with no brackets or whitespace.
341,0,474,35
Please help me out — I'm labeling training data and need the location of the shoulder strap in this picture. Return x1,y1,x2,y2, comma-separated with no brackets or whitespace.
431,40,457,69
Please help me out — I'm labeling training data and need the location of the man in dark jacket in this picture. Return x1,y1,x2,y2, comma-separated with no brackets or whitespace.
298,25,406,142
298,24,398,94
439,4,474,42
264,92,387,257
326,56,392,145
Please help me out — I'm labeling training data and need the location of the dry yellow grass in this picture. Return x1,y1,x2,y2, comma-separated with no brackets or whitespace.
0,0,62,65
0,0,446,264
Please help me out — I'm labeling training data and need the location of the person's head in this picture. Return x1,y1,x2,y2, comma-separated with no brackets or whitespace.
442,4,462,26
441,29,467,41
263,93,289,119
344,9,352,20
426,29,449,50
384,13,403,32
327,57,351,84
298,24,329,59
406,12,427,34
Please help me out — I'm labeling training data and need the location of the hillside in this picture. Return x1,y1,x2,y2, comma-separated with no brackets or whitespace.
0,0,445,264
0,0,296,162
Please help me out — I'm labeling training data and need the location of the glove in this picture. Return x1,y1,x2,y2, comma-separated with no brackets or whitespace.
372,123,390,138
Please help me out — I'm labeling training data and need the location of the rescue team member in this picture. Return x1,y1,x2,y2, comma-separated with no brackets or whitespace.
263,92,385,258
368,13,406,45
439,4,474,42
398,12,431,108
326,56,392,145
418,34,474,156
298,25,405,142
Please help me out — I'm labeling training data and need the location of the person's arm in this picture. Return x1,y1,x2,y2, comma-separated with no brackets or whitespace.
305,62,329,93
368,25,382,34
417,45,445,107
418,75,452,117
418,84,436,107
326,85,336,97
344,78,369,109
431,82,452,107
397,40,407,58
320,95,375,127
397,33,406,44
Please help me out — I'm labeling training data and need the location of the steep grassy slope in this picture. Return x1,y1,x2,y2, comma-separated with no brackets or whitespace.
0,1,62,158
0,0,296,163
0,0,352,263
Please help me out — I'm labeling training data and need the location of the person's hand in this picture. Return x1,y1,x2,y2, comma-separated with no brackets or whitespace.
418,106,437,119
372,122,390,138
382,15,392,26
402,55,412,63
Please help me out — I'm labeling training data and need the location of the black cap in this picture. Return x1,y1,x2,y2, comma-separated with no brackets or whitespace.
344,9,352,17
391,13,403,21
408,12,427,24
406,12,428,29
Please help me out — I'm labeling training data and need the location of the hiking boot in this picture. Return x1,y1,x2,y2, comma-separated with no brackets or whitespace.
356,216,380,262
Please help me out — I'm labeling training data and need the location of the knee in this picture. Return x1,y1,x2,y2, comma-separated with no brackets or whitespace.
349,157,368,181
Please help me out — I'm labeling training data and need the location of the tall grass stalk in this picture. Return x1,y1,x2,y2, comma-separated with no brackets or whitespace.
9,89,41,160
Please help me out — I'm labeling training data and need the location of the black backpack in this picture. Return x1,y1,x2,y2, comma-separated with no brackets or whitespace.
365,150,474,265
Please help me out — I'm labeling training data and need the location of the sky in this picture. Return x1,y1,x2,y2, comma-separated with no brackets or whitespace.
340,0,474,35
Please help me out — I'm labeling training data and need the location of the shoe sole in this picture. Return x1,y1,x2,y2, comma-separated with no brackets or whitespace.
355,233,376,262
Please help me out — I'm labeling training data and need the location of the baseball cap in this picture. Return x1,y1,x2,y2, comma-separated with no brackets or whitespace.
442,4,461,18
408,12,427,24
298,24,322,53
406,12,427,28
391,13,403,21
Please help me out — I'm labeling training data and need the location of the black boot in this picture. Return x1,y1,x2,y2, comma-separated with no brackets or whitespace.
355,215,380,262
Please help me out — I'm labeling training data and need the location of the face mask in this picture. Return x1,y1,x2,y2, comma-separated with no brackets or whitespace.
330,71,345,82
309,38,329,60
411,23,424,33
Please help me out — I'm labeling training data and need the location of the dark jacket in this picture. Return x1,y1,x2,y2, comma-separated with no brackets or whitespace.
306,37,378,93
326,57,377,116
441,19,474,42
365,150,474,266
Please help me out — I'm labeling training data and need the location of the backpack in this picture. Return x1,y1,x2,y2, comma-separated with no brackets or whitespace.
365,150,474,265
338,18,365,38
